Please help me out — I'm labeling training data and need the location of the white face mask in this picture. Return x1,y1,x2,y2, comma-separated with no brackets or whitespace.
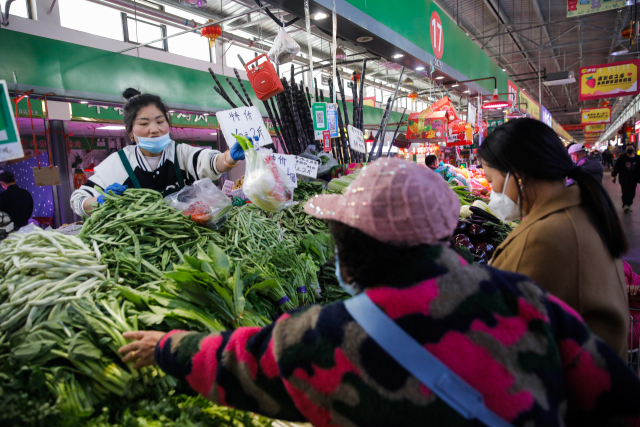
488,172,521,222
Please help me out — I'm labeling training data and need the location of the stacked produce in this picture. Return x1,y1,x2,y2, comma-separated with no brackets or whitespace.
80,187,217,287
452,200,515,264
0,229,109,333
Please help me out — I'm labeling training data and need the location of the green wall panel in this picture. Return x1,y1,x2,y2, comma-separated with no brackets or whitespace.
344,0,510,96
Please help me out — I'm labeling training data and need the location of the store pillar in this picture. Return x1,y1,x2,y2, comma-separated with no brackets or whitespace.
49,120,75,226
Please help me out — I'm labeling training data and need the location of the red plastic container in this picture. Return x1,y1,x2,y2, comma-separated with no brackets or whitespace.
245,54,284,101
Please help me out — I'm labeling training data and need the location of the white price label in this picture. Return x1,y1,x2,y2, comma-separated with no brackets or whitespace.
221,180,234,195
295,157,319,178
347,125,366,153
270,153,298,188
217,106,271,148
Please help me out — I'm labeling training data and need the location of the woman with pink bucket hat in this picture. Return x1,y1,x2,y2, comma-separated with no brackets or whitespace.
119,157,640,427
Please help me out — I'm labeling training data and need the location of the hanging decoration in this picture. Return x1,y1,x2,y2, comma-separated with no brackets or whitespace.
201,21,222,48
408,91,419,102
351,71,362,83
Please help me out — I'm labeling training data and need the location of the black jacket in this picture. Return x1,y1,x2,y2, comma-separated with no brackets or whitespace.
612,154,640,185
0,185,34,229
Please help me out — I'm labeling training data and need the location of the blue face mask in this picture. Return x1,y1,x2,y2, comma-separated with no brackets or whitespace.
135,132,172,154
335,252,359,296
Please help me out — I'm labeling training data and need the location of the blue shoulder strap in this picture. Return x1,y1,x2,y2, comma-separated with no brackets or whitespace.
344,293,513,427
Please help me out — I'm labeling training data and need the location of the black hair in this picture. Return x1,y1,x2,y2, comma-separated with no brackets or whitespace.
330,221,442,288
425,155,438,168
479,118,627,258
122,88,171,133
0,171,15,183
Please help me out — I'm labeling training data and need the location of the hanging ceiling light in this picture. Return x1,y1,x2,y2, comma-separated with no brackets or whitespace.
482,89,511,110
611,43,629,56
403,77,414,85
336,46,346,59
625,0,636,6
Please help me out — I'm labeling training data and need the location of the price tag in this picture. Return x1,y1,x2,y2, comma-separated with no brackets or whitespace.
347,125,366,153
0,80,24,162
221,180,234,195
322,130,331,153
327,103,338,138
270,153,298,187
217,106,271,148
469,165,477,170
32,166,61,186
295,156,319,178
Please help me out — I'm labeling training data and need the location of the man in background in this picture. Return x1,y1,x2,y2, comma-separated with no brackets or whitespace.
612,144,640,213
567,143,603,184
602,149,614,169
0,171,34,229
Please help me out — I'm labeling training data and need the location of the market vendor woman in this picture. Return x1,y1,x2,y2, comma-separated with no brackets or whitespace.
70,88,245,216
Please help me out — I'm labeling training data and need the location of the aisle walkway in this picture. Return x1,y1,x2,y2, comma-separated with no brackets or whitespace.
602,170,640,272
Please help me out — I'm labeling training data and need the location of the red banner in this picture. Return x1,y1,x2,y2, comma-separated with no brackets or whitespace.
508,80,518,109
562,124,585,131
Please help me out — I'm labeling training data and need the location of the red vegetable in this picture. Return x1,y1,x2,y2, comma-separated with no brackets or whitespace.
452,234,470,246
467,224,487,243
476,242,495,257
454,221,468,236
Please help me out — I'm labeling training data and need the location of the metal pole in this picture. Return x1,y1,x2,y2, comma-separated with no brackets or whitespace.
50,120,75,225
304,0,314,103
331,0,337,102
116,7,261,54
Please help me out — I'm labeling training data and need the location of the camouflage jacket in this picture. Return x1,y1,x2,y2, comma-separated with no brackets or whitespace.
155,246,640,426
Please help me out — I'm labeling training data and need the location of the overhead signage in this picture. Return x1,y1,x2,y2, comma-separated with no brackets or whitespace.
519,90,539,120
0,80,24,162
541,106,553,128
567,0,625,17
217,106,271,148
585,124,606,132
507,80,518,109
487,119,505,134
581,107,611,125
430,11,444,60
579,60,640,101
584,132,604,138
347,125,366,153
562,124,585,131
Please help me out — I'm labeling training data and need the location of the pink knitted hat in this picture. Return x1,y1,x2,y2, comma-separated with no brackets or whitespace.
304,157,460,246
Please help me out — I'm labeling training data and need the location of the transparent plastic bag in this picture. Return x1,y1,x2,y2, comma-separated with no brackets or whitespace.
166,179,232,229
243,147,295,212
268,27,300,65
299,146,337,176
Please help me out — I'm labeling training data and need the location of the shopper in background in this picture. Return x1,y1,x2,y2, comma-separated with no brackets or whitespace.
567,143,603,184
592,150,602,163
480,118,629,359
119,157,640,427
602,149,614,169
612,144,640,213
424,154,438,170
0,171,34,230
70,88,246,217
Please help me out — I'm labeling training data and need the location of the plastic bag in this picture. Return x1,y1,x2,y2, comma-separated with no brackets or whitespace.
268,27,300,65
299,146,338,176
166,179,232,229
235,140,294,213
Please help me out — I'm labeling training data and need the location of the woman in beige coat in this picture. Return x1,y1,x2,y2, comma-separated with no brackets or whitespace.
480,118,629,360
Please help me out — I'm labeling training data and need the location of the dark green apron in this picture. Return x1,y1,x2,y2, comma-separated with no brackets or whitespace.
117,149,185,197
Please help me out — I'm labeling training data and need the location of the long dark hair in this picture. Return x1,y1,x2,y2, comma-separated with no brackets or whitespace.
122,88,171,132
479,118,627,258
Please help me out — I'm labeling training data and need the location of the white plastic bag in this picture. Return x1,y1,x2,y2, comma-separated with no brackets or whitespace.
268,27,300,65
243,146,295,212
166,179,232,229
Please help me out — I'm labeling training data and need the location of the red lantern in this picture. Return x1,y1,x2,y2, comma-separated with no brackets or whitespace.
351,72,362,83
600,101,610,107
201,21,222,48
408,91,419,101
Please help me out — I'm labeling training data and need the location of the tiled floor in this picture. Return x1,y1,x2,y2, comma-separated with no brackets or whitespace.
601,169,640,272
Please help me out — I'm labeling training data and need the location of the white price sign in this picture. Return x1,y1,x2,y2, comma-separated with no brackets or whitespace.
295,157,319,178
221,180,234,195
347,125,366,153
270,153,298,187
217,106,271,148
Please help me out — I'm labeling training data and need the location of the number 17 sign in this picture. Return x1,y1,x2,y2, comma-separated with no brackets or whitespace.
430,11,444,60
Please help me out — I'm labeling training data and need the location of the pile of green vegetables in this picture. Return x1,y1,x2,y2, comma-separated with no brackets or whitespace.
1,180,346,426
80,188,217,287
